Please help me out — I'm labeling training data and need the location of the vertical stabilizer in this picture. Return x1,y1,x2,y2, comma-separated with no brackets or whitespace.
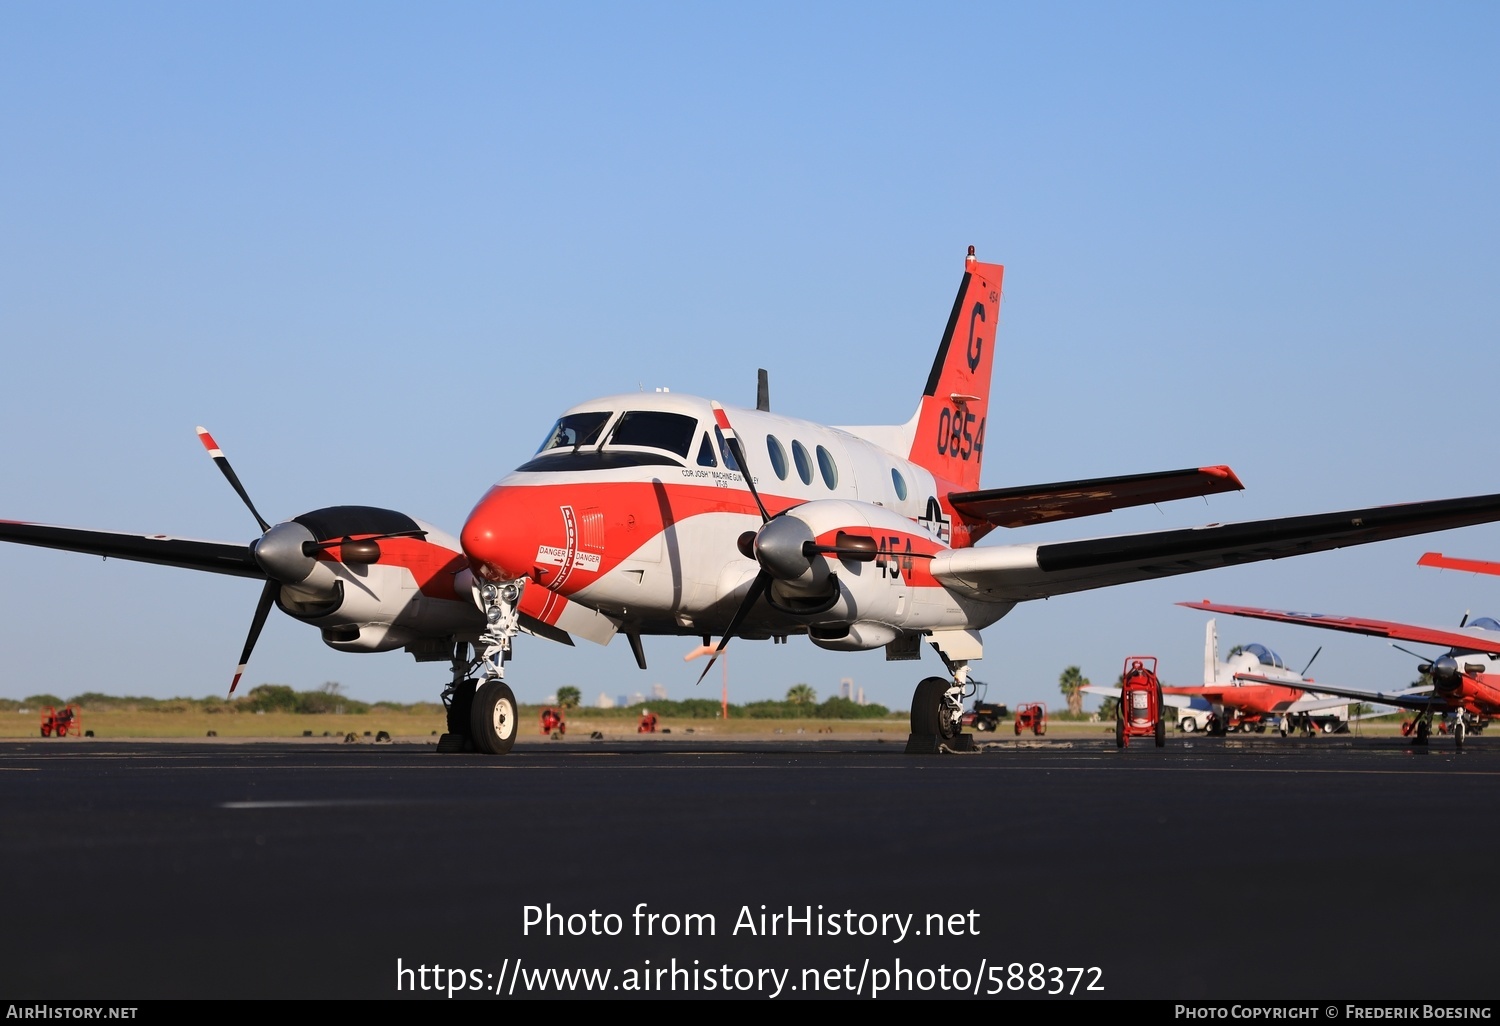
907,247,1004,493
1204,619,1219,684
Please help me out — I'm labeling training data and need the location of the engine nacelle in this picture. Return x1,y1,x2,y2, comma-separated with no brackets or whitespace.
757,499,945,642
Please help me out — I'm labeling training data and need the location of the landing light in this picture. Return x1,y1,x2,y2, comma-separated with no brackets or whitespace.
481,584,498,603
500,583,520,604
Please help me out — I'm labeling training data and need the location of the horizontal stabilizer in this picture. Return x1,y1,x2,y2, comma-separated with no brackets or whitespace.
949,466,1244,529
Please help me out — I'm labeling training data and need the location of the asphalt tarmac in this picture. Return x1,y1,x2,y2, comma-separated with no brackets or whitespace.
2,731,1495,1001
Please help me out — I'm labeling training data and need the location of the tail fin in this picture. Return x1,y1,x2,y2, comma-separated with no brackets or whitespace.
907,247,1004,492
1204,619,1219,684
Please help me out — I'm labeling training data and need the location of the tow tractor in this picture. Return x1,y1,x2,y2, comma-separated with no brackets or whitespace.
1013,702,1047,736
1116,656,1166,748
40,704,80,738
961,683,1010,732
539,707,566,738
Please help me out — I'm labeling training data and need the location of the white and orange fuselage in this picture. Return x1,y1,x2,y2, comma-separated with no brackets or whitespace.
461,391,1007,652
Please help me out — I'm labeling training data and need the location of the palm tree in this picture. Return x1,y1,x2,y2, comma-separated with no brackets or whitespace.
786,683,817,706
1058,665,1089,716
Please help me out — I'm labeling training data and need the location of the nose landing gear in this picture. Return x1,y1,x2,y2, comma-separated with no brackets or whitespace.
905,661,976,755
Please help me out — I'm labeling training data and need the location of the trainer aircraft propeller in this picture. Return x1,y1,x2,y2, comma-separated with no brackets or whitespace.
8,247,1500,755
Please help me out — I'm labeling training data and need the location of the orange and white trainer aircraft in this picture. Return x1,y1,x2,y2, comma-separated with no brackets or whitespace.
9,247,1500,755
1182,587,1500,746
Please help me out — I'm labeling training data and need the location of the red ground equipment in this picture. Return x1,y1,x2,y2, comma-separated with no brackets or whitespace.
40,704,80,738
1013,702,1047,736
540,707,566,737
638,711,659,733
1117,656,1166,749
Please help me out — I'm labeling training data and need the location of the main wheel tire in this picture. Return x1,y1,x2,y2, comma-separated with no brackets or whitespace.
906,672,966,738
447,678,478,736
470,679,519,755
1181,717,1196,734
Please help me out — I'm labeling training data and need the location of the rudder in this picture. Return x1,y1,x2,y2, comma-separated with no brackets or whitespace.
907,246,1004,493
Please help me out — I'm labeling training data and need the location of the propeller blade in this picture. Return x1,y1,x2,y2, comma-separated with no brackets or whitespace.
1299,646,1322,677
1460,610,1470,628
711,402,770,523
1391,642,1438,664
197,427,271,532
230,580,278,695
695,571,768,686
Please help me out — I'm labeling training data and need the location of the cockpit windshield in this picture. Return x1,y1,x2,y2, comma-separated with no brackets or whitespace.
1243,643,1285,669
608,411,697,458
1468,617,1500,631
536,412,612,454
519,407,701,472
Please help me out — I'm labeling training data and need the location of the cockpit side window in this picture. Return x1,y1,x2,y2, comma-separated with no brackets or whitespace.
696,433,719,467
608,411,697,458
714,427,741,472
536,412,611,454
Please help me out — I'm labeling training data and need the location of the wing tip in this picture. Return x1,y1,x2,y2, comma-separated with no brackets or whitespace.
1199,465,1245,490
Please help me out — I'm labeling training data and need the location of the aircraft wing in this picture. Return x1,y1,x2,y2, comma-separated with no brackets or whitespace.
1179,601,1500,656
0,520,262,578
1419,552,1500,576
1230,678,1452,713
947,466,1243,529
1284,694,1361,714
929,492,1500,604
1080,684,1196,709
1230,672,1434,712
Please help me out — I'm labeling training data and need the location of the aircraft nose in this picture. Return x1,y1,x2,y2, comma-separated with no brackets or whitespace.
462,486,532,582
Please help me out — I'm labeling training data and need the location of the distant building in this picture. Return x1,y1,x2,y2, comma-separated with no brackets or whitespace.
839,677,855,700
651,682,668,700
595,692,617,709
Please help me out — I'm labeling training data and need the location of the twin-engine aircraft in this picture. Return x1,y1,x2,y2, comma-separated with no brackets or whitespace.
10,247,1500,755
1082,619,1358,736
1184,563,1500,746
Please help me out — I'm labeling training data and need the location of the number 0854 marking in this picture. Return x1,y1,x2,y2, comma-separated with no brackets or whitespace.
936,409,985,460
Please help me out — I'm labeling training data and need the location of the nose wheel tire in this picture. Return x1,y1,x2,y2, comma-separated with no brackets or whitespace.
470,678,519,754
446,678,477,736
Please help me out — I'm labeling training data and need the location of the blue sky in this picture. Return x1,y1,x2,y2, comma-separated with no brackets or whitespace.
4,2,1500,711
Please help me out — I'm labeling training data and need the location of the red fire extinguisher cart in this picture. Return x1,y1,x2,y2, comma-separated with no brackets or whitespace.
1117,656,1166,749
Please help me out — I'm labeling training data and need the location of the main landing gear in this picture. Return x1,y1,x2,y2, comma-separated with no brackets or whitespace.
905,662,976,755
438,579,526,755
